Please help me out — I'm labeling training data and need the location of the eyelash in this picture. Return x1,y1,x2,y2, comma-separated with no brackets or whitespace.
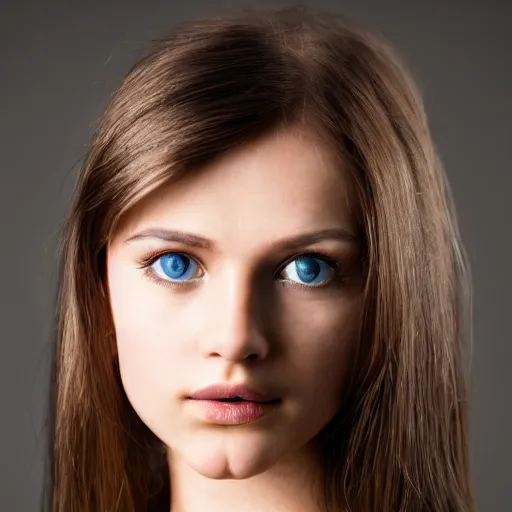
137,249,349,291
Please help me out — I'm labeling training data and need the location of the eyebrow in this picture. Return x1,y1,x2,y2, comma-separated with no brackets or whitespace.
124,227,359,252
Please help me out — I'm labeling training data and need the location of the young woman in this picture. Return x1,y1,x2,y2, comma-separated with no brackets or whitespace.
46,6,475,512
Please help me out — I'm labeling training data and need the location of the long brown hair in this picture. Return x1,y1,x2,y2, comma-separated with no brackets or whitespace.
46,6,475,511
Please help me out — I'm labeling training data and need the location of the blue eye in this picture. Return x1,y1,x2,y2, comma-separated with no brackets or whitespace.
281,255,336,287
151,253,199,282
145,252,340,289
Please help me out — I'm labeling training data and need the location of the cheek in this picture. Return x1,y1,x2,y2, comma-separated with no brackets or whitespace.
108,260,186,360
280,295,362,405
107,263,191,428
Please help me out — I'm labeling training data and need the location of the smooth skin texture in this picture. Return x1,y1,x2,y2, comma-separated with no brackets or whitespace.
107,127,365,512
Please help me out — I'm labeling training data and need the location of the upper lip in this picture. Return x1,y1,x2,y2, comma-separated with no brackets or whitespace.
187,384,279,403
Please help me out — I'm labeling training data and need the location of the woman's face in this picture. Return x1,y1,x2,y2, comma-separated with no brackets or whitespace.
107,127,364,480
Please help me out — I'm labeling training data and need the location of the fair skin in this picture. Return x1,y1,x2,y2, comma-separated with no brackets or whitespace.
107,126,364,512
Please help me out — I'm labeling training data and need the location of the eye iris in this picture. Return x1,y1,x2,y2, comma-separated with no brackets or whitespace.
161,254,190,280
295,255,321,283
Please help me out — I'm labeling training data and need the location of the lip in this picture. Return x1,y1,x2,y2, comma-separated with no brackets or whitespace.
186,383,279,403
187,399,280,425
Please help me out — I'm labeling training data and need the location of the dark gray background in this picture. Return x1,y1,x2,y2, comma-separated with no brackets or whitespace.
2,0,510,510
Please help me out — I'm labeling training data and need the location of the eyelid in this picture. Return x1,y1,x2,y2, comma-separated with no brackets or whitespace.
137,248,204,270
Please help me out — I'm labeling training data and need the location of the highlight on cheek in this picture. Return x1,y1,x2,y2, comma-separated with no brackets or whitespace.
136,248,352,290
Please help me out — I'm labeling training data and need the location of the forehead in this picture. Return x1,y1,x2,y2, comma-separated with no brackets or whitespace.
114,127,360,250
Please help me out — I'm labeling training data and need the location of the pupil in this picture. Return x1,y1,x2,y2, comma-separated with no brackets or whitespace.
162,254,190,278
295,256,320,283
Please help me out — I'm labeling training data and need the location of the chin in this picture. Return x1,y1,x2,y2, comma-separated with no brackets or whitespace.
173,429,283,479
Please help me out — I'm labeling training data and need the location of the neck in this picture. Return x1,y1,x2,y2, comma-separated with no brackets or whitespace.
167,442,325,512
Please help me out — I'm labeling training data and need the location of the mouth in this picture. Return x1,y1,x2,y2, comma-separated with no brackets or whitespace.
186,397,281,425
186,383,280,403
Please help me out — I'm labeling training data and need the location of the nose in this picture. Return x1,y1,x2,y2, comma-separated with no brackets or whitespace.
198,265,270,363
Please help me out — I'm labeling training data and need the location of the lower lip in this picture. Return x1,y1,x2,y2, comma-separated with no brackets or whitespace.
186,399,280,425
